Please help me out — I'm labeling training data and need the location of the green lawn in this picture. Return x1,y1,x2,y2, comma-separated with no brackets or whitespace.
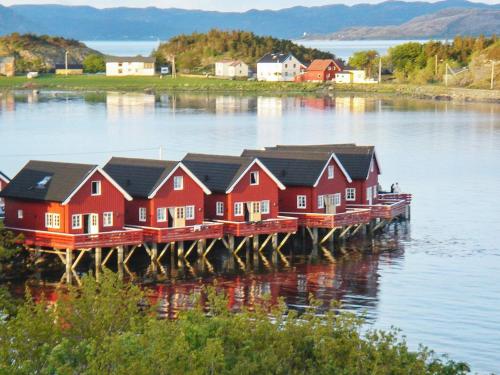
0,74,326,93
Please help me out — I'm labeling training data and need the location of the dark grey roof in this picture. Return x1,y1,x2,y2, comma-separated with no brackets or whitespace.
269,144,376,180
241,149,332,187
55,64,83,69
103,157,177,198
0,160,97,202
182,154,254,193
0,171,10,183
105,55,155,63
257,53,297,64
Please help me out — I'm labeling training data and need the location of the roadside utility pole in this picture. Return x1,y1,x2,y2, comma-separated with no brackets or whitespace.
378,58,382,83
490,60,496,90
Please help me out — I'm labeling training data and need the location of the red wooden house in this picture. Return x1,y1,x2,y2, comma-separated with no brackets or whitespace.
103,157,223,243
241,149,370,228
0,171,10,215
0,160,142,249
295,59,343,82
182,154,297,236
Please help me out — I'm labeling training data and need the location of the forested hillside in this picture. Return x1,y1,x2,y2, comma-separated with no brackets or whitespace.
0,33,100,72
154,30,335,73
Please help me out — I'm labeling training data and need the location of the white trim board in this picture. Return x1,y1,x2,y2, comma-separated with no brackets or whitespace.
313,153,352,187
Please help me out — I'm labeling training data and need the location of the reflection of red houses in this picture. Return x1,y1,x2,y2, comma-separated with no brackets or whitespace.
300,97,335,110
295,59,343,82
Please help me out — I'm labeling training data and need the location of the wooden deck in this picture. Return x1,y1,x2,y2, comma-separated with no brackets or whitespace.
280,209,372,228
218,216,298,237
6,227,144,250
349,193,412,220
135,222,223,243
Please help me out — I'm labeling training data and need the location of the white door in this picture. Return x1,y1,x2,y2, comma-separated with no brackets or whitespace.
89,214,99,234
366,187,373,205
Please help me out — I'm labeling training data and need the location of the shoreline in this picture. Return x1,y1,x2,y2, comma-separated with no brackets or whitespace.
1,75,499,103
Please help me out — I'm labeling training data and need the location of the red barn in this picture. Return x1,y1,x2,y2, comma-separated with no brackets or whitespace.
241,149,371,228
182,154,297,237
103,157,223,243
0,160,141,249
0,171,10,216
296,59,343,82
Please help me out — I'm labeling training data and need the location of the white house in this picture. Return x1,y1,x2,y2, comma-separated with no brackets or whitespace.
257,53,305,82
335,69,377,84
105,56,156,77
215,60,249,78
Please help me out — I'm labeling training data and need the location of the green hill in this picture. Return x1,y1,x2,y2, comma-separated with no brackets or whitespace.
154,29,336,73
0,33,100,73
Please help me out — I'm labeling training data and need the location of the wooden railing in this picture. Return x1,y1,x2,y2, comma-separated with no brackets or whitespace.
219,216,298,236
140,222,224,243
281,209,372,228
348,196,411,220
7,227,144,250
378,193,412,203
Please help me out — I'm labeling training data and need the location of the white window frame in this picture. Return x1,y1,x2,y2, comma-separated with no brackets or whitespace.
91,181,101,196
185,205,195,220
234,202,243,217
157,207,167,222
327,165,334,179
250,171,259,186
45,213,60,229
373,187,377,198
17,209,23,219
103,212,113,227
297,195,307,209
45,213,53,228
216,202,224,216
317,195,325,209
72,214,82,229
139,207,147,222
261,200,270,214
176,206,185,219
173,176,183,190
346,188,356,201
334,193,341,207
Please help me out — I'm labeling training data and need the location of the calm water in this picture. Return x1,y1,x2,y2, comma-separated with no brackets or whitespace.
84,39,422,60
1,91,500,373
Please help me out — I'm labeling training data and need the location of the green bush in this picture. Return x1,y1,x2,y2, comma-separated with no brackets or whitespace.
0,272,470,374
83,54,105,73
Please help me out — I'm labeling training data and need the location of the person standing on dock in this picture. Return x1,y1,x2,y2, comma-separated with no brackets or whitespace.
394,183,401,193
390,183,395,193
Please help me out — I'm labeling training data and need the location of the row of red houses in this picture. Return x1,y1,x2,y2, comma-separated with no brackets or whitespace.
0,144,409,251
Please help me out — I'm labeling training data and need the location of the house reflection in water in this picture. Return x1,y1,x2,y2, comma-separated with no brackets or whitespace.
299,96,335,111
335,96,369,113
0,92,15,112
215,95,255,114
106,92,156,119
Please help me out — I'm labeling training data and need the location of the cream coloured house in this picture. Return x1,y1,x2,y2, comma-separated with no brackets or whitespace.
335,69,377,84
215,60,249,78
257,53,304,82
105,56,156,76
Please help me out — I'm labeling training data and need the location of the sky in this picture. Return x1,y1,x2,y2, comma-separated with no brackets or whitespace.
2,0,497,12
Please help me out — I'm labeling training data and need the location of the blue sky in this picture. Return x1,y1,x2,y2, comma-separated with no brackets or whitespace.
4,0,497,12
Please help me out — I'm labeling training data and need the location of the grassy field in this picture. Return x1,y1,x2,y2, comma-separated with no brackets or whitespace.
0,74,498,102
0,74,325,93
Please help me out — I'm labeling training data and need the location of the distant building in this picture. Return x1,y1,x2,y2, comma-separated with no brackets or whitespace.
335,69,377,84
215,60,249,78
105,56,156,77
55,64,84,75
0,171,10,215
257,53,305,82
296,59,343,82
0,57,15,77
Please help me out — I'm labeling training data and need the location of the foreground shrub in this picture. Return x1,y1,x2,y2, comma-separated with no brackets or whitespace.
0,272,470,374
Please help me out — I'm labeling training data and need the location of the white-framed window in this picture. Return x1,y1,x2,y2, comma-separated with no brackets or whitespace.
45,213,60,229
373,187,377,198
216,202,224,216
176,206,185,219
234,202,243,216
186,205,195,220
317,195,324,209
91,181,101,196
72,214,82,229
346,188,356,201
173,176,183,190
157,207,167,222
334,193,341,207
250,171,259,185
327,165,334,179
252,201,261,214
367,187,372,202
17,209,23,219
297,195,307,209
261,200,270,214
103,212,113,227
139,207,147,222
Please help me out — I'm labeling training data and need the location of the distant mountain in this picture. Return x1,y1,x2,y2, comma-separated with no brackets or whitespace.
315,8,500,40
0,0,499,40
